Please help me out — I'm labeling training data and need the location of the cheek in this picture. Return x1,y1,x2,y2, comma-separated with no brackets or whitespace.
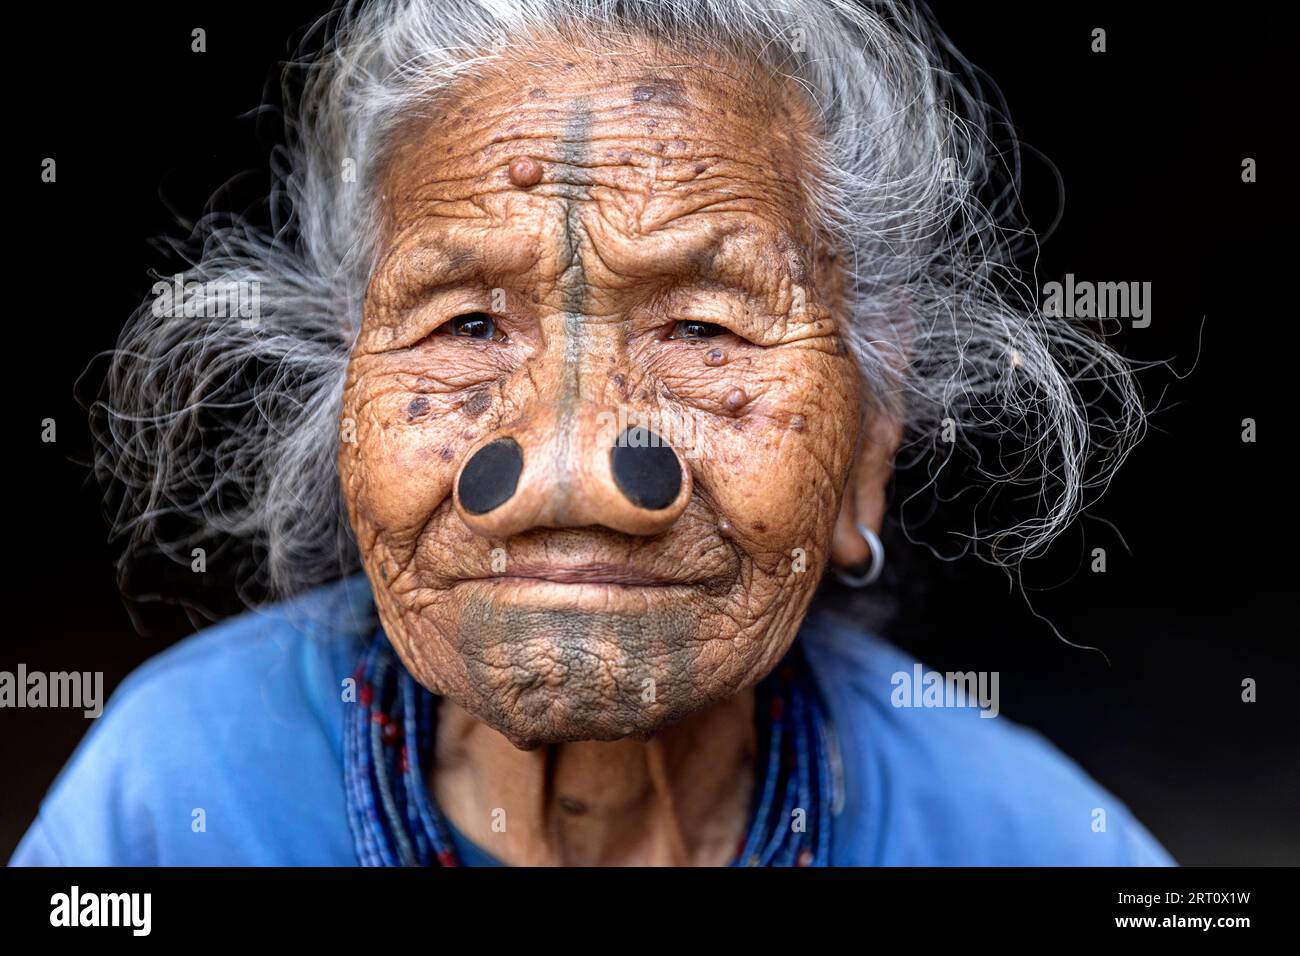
340,362,482,537
683,351,860,557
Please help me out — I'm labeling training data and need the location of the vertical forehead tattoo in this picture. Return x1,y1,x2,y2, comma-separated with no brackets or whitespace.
549,101,594,491
556,101,594,388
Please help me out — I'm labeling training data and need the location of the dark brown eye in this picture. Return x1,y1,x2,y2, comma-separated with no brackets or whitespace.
445,312,499,340
668,320,725,340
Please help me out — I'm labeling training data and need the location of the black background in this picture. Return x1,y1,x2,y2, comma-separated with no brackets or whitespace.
5,1,1296,864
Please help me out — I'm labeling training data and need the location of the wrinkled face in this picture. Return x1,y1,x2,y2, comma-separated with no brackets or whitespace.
340,38,861,749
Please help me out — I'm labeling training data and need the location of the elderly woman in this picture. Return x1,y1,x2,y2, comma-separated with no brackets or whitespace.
13,0,1169,866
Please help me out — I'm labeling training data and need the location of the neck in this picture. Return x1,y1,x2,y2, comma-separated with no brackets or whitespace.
431,690,758,866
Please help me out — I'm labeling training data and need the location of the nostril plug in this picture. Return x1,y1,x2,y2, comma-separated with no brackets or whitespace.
458,438,524,514
610,427,683,510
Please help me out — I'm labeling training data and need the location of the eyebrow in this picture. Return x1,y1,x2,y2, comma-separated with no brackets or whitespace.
677,227,806,306
376,220,805,312
371,237,491,312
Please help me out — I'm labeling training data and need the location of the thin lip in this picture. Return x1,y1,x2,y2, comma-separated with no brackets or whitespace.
460,564,692,587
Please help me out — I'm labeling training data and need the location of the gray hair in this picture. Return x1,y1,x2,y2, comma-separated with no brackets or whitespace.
93,0,1144,602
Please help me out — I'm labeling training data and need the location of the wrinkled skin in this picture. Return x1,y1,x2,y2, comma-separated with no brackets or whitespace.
339,36,877,755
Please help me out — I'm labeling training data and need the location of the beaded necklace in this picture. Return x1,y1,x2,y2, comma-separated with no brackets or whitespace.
344,630,834,866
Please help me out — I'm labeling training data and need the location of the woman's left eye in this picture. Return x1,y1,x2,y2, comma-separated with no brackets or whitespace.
445,312,498,339
668,320,726,339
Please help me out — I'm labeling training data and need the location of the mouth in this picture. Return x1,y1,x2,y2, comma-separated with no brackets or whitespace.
461,563,691,588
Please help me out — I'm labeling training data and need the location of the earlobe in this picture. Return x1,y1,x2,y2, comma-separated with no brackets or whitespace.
830,409,902,569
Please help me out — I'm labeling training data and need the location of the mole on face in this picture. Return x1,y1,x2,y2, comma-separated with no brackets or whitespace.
462,388,492,418
458,438,524,514
406,396,430,420
508,156,543,188
610,427,683,510
704,349,727,367
630,77,687,106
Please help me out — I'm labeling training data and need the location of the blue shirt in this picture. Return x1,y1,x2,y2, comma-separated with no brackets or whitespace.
9,576,1174,866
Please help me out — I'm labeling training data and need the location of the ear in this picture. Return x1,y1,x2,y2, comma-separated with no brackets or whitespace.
830,408,902,569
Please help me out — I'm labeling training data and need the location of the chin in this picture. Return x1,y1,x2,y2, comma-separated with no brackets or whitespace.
390,589,751,747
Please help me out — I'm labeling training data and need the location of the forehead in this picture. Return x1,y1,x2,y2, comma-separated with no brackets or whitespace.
374,39,822,270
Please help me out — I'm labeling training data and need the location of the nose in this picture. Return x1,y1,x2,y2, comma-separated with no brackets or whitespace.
454,416,691,538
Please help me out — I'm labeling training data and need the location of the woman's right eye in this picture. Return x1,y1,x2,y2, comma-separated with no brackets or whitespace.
439,312,500,340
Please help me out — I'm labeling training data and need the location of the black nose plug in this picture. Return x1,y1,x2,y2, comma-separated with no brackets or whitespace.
458,438,524,514
610,427,682,510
